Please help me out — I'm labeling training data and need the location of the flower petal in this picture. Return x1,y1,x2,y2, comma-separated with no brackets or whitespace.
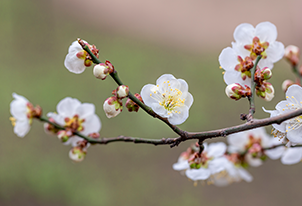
185,168,211,181
167,105,189,125
218,47,239,72
255,22,277,43
57,97,81,117
281,147,302,165
265,41,285,63
233,23,255,45
207,142,226,158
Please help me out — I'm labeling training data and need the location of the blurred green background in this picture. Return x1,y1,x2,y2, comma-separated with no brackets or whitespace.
1,0,302,205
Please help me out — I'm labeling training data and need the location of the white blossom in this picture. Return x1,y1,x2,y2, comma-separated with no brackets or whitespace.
184,142,226,182
227,127,271,167
48,97,101,146
264,85,302,144
141,74,193,125
232,22,284,69
10,93,32,137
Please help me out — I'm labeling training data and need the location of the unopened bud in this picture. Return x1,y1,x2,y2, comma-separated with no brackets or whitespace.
57,130,73,142
257,83,274,101
125,93,142,112
282,80,294,92
116,85,129,99
103,96,123,118
284,45,300,66
260,67,272,80
93,63,110,80
225,83,245,100
69,146,86,162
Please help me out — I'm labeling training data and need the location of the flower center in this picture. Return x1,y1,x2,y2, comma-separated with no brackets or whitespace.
235,56,254,80
64,115,85,132
189,152,213,169
149,81,185,115
284,96,302,132
244,37,269,60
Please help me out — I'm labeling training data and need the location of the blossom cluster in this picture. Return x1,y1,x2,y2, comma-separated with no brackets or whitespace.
219,22,284,101
9,21,302,188
173,127,300,186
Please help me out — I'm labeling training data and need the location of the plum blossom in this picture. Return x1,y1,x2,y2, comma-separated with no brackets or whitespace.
266,136,302,165
103,96,123,118
10,93,41,137
64,40,99,74
219,22,284,89
141,74,193,125
227,127,272,167
48,97,101,147
184,142,227,182
232,22,284,69
264,84,302,145
210,155,253,186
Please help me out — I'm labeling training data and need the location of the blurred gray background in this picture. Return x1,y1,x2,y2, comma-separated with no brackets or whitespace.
1,0,302,205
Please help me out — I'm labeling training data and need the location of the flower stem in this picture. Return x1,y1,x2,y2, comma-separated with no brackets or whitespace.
247,55,262,119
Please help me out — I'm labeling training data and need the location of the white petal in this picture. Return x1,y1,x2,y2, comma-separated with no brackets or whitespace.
185,168,211,181
178,79,189,93
281,147,302,165
227,132,249,152
286,85,302,103
223,71,251,87
57,97,81,117
255,22,277,43
265,146,285,160
14,120,30,137
156,74,176,86
81,114,101,135
233,23,255,45
184,93,193,109
208,158,226,174
173,158,190,171
10,93,29,120
286,128,302,144
75,103,95,119
238,168,253,182
167,105,189,125
64,41,86,74
47,112,65,126
151,102,168,117
140,84,158,107
265,41,285,63
207,142,226,158
246,153,262,167
218,47,239,71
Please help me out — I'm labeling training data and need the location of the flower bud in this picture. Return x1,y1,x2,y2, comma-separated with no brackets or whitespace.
284,45,300,66
225,83,245,100
103,96,123,118
257,83,274,101
264,84,274,101
93,63,110,80
125,93,142,112
282,80,294,92
116,85,129,99
69,146,86,162
57,130,73,142
260,67,272,80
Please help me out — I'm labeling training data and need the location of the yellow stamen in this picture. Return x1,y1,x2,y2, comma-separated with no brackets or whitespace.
9,117,16,126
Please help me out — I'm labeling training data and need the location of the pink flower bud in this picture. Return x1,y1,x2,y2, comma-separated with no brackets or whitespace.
57,130,73,142
284,45,300,66
93,63,110,80
225,83,244,100
103,96,123,118
260,67,272,80
116,85,129,99
69,146,86,162
282,80,294,92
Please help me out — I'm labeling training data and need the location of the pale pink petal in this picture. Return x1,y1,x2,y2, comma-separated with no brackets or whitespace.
281,147,302,165
185,168,211,181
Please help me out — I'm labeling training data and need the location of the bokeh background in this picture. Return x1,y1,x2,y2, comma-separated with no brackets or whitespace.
1,0,302,205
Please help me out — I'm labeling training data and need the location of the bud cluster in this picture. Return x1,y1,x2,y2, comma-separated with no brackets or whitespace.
225,83,251,100
254,67,274,101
